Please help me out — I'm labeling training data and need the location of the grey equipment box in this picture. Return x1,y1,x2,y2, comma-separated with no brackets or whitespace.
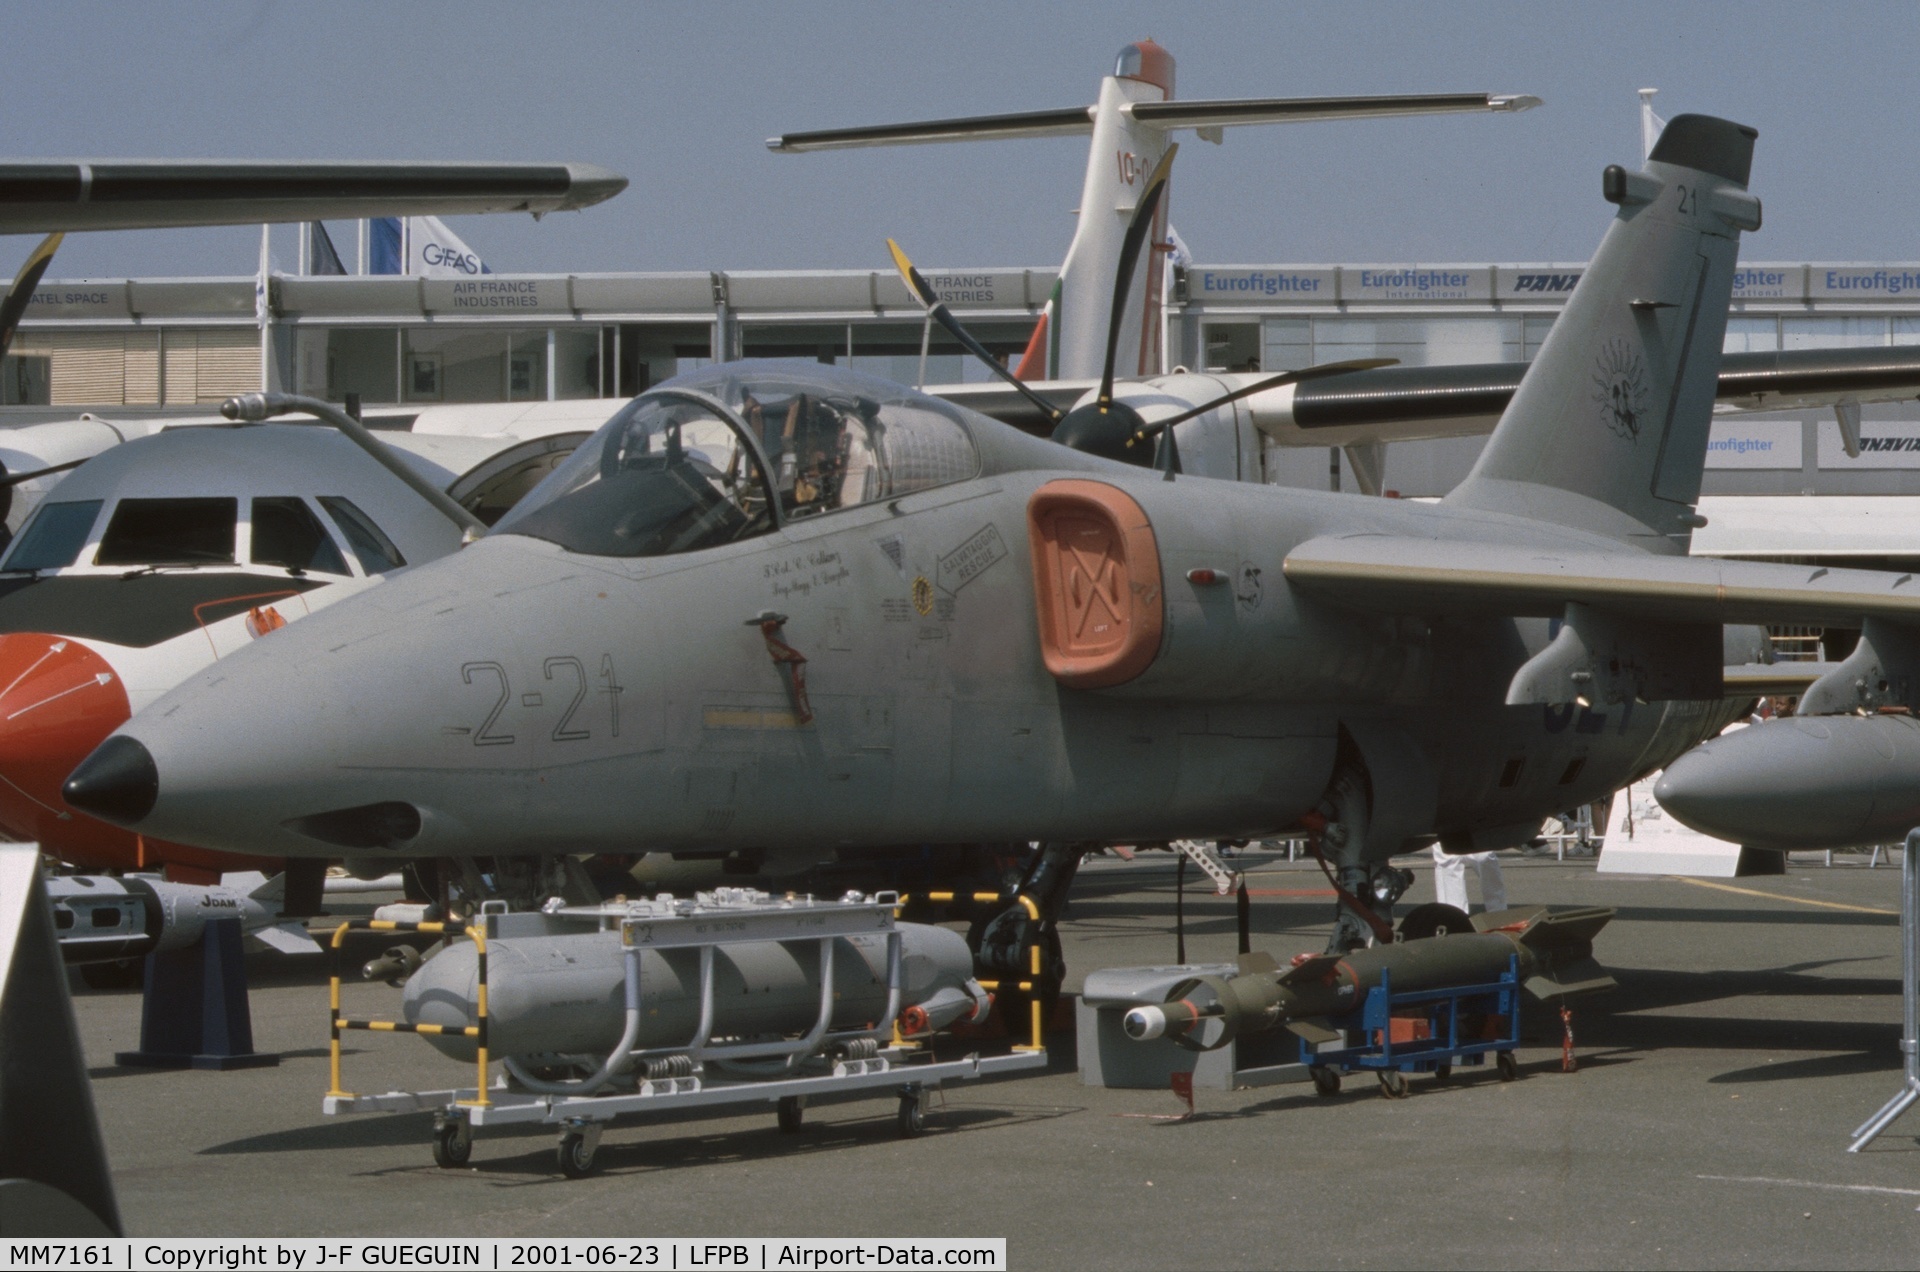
1077,964,1307,1091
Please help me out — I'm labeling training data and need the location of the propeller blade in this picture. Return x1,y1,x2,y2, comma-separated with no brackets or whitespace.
0,232,63,362
885,238,1062,423
1132,357,1400,439
0,456,87,488
1097,144,1177,408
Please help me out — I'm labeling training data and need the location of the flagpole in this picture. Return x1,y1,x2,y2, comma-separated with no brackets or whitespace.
257,224,273,392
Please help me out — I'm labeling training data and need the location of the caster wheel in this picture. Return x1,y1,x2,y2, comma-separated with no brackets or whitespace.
1377,1070,1410,1100
897,1091,927,1137
777,1095,805,1134
558,1130,599,1178
431,1119,472,1168
1434,1063,1453,1082
1309,1066,1341,1097
1496,1050,1519,1082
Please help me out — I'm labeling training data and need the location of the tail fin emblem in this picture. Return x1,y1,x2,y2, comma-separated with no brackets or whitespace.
1592,338,1649,442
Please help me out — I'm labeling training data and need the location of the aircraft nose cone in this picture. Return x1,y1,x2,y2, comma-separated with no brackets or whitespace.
0,633,131,839
63,735,159,826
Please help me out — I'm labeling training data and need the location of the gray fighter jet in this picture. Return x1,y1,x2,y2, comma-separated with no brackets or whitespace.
63,116,1920,957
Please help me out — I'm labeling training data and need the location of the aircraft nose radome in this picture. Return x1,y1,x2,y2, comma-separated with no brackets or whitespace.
63,735,159,826
0,633,131,838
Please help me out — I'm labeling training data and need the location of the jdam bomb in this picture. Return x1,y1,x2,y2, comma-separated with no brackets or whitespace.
1124,906,1616,1050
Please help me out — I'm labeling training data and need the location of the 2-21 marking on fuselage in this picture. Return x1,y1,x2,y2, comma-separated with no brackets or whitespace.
458,656,622,746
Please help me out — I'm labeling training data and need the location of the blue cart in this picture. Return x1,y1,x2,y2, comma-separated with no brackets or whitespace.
1299,954,1523,1098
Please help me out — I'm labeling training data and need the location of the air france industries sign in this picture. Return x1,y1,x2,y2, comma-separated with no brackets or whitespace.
920,273,1019,306
422,277,569,313
1809,266,1920,301
1705,420,1801,469
1191,268,1334,304
1818,419,1920,467
1345,266,1490,303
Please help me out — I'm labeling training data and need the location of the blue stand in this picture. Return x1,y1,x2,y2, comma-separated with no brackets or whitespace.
1301,954,1523,1078
114,917,278,1071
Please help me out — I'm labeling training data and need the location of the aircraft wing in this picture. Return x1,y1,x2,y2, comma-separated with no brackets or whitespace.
0,160,627,233
926,345,1920,439
928,379,1093,429
1283,534,1920,628
1723,661,1836,697
1270,345,1920,446
768,108,1096,152
768,92,1536,153
1127,92,1540,130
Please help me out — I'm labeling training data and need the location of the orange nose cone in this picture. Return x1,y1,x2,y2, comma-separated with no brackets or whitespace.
0,633,282,876
0,633,134,859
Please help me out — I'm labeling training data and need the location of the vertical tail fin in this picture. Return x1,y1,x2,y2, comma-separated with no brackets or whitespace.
1444,115,1759,554
1051,42,1176,382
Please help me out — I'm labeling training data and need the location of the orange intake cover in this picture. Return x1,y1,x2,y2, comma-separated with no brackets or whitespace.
1026,480,1164,689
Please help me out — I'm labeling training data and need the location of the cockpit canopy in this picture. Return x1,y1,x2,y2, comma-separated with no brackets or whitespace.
494,363,982,558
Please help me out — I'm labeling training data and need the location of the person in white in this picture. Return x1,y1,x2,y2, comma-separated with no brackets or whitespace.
1431,844,1507,913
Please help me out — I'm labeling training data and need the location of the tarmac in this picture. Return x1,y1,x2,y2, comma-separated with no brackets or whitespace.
68,849,1920,1269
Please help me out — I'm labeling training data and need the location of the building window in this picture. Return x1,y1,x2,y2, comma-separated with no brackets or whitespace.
1783,316,1890,350
1723,317,1779,353
409,352,443,400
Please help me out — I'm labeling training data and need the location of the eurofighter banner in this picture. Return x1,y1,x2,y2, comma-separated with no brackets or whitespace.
1704,419,1801,469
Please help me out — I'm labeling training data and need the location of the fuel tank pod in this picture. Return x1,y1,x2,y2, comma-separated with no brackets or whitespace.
402,917,981,1063
1655,713,1920,850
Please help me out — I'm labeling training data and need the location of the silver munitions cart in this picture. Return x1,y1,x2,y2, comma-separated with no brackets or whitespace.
321,892,1047,1177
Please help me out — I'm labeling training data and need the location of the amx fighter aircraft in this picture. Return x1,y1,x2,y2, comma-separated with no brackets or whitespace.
66,117,1920,957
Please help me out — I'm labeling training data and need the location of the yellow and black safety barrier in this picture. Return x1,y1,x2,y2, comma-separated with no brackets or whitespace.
327,917,491,1107
894,892,1046,1052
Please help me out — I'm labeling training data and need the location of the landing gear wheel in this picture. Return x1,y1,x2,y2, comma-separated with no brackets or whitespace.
558,1130,599,1178
1377,1070,1410,1100
896,1091,927,1137
1496,1049,1519,1082
1309,1066,1341,1097
777,1095,805,1133
1396,903,1475,943
432,1119,472,1168
1434,1063,1453,1082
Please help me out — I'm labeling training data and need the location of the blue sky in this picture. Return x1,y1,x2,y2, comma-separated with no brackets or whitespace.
5,1,1916,278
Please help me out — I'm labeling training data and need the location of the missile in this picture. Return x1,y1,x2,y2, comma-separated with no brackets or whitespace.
1655,715,1920,850
46,870,320,966
403,916,990,1065
1123,906,1615,1050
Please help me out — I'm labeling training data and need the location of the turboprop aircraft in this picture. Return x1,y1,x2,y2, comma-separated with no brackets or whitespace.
0,155,624,888
784,42,1920,495
0,155,626,523
0,423,497,884
67,116,1920,967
